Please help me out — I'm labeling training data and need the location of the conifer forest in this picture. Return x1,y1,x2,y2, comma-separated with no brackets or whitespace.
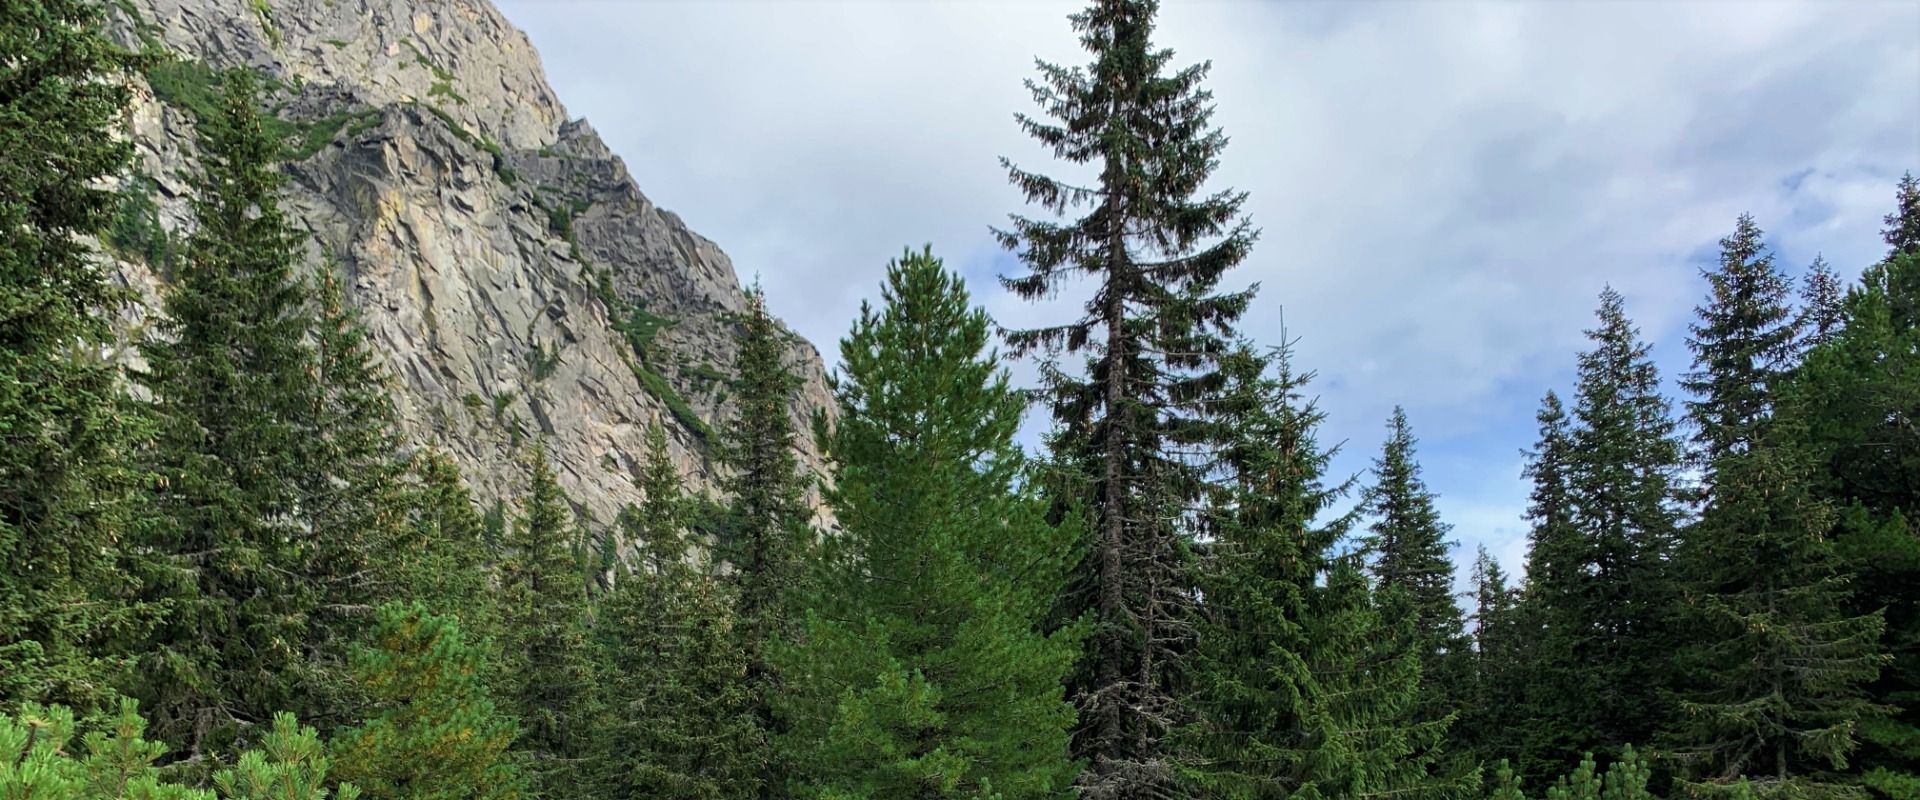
3,0,1916,798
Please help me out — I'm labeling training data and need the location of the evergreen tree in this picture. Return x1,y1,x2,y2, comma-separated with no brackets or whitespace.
997,0,1257,791
1460,546,1523,766
1884,173,1919,259
1181,342,1351,798
0,700,211,800
590,423,756,800
495,447,595,793
211,714,358,800
0,0,150,716
1667,421,1885,798
776,249,1080,799
1683,214,1796,469
329,603,522,800
132,68,332,763
714,286,812,798
1519,291,1683,782
394,453,500,650
1797,255,1844,354
1361,407,1472,723
1306,559,1473,800
1777,235,1919,798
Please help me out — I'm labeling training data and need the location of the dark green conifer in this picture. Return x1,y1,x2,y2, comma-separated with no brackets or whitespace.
0,0,150,716
1361,407,1472,723
496,447,596,793
1683,214,1797,470
1797,255,1845,354
997,0,1257,791
1459,546,1522,767
133,68,330,762
395,453,500,648
712,285,812,798
776,249,1080,798
590,424,756,800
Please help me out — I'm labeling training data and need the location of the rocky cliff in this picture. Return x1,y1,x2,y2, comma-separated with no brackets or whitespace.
100,0,834,526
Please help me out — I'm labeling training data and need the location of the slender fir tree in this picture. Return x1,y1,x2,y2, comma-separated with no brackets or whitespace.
1797,255,1845,355
1182,341,1352,798
776,249,1081,799
1459,546,1523,767
997,0,1258,791
1361,407,1472,723
0,0,151,716
1884,173,1919,260
394,453,500,652
590,423,757,800
496,447,596,793
133,68,332,763
714,286,812,799
1684,214,1797,471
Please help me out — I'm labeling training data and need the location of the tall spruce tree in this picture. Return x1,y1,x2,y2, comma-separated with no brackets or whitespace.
1459,546,1523,767
394,453,500,651
132,68,333,763
1182,342,1352,797
1776,191,1920,798
590,424,756,800
997,0,1257,791
1797,255,1845,355
0,0,150,716
1518,291,1683,783
714,286,811,799
1666,420,1886,797
1683,214,1796,469
496,447,596,793
776,249,1081,799
1361,407,1471,723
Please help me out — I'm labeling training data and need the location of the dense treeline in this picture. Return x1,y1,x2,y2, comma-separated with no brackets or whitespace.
1,0,1913,798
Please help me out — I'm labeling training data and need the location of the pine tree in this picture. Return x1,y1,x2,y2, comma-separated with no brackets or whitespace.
1182,341,1352,798
1884,172,1919,259
132,68,332,762
1361,407,1472,723
776,249,1080,799
0,0,151,716
590,423,756,800
394,453,500,649
997,0,1258,791
329,603,522,800
0,700,211,800
1684,214,1796,469
713,286,812,798
496,447,595,792
211,713,359,800
1667,420,1886,797
1519,291,1683,782
1797,255,1844,354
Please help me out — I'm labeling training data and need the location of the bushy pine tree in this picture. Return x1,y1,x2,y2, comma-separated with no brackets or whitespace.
211,713,358,800
0,700,210,800
0,0,151,716
1361,408,1471,723
329,603,522,800
776,249,1080,799
133,68,333,762
1683,214,1797,470
1517,291,1683,783
590,423,756,800
997,0,1257,791
713,286,812,798
496,447,596,792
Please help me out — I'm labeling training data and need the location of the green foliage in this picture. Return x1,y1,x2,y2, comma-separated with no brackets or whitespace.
777,249,1081,798
0,701,212,800
590,425,759,799
330,604,522,800
0,0,153,717
106,175,178,273
997,1,1259,791
212,714,357,800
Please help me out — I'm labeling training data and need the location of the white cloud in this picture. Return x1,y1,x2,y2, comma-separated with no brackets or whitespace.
496,0,1920,574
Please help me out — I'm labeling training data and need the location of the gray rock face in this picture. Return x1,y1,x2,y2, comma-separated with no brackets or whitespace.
102,0,835,527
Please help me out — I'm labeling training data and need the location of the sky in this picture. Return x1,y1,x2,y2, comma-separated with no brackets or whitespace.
494,0,1920,583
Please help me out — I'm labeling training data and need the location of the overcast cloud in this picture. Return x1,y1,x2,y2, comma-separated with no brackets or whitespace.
495,0,1920,579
